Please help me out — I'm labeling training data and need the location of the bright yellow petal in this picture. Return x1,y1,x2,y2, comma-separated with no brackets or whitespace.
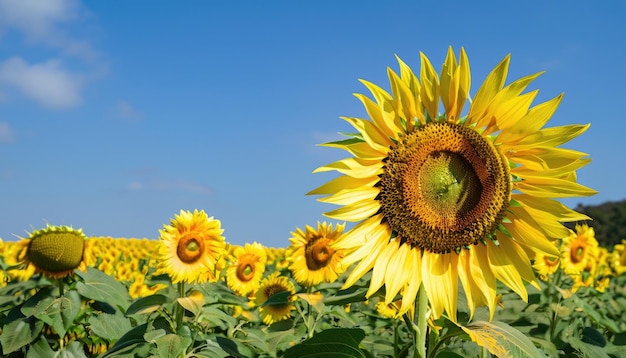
422,252,459,322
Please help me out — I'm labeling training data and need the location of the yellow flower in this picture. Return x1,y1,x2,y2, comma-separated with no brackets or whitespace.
226,242,267,297
158,209,226,284
254,272,296,325
18,225,91,279
611,239,626,275
288,221,346,286
533,252,561,281
561,224,599,275
309,47,595,321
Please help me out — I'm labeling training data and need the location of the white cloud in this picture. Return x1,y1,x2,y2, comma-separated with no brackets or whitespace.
116,100,143,121
0,121,15,143
0,57,83,108
0,0,97,60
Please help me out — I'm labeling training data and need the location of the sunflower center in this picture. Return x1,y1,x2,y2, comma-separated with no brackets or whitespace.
305,236,334,271
571,245,585,264
543,255,560,268
379,122,511,253
176,234,205,264
237,263,255,282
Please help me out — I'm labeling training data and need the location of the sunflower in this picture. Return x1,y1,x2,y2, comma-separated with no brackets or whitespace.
309,47,595,321
532,252,561,281
254,272,296,325
226,242,267,297
561,224,599,275
288,221,346,287
17,225,92,279
610,239,626,276
158,209,226,284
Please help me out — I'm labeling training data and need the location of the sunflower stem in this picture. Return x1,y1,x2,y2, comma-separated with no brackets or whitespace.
175,281,185,332
415,283,429,358
57,278,64,298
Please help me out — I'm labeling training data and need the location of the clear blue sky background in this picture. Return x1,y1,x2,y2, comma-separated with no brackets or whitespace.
1,1,625,248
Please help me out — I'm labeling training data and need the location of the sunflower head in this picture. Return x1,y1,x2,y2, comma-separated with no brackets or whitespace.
20,225,88,279
158,209,226,284
254,272,296,325
226,242,267,297
288,221,346,287
561,224,599,275
309,47,596,321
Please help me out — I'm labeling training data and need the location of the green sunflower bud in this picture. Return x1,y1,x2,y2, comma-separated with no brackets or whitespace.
26,225,86,275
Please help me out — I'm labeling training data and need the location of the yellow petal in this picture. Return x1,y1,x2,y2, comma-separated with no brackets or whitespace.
486,238,528,301
515,176,598,198
469,54,509,127
324,198,380,222
341,116,394,150
354,93,399,140
313,157,383,179
419,52,440,121
308,175,378,196
514,123,589,149
399,247,422,314
496,93,563,144
512,194,591,222
384,242,411,304
422,251,459,322
334,214,384,251
367,239,400,297
317,187,380,206
503,213,561,257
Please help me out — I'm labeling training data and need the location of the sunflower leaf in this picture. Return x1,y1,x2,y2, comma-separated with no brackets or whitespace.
261,290,291,307
283,328,367,358
75,267,130,311
461,320,545,358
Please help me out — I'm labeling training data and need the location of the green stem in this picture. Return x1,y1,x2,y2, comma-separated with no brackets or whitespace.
175,281,185,332
416,283,429,358
57,278,64,298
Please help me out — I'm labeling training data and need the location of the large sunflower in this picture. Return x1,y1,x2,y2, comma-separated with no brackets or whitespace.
226,242,267,297
158,209,225,284
288,221,346,287
309,47,595,321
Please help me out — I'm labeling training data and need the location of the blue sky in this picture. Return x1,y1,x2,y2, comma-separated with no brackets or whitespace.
1,1,625,248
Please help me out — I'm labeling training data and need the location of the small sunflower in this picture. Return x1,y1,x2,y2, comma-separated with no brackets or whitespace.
288,221,346,287
532,252,561,281
254,272,296,325
561,224,599,275
610,239,626,276
158,209,226,284
309,47,595,321
17,225,91,279
226,242,267,297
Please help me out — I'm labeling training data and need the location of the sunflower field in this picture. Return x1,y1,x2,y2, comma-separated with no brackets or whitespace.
2,48,626,358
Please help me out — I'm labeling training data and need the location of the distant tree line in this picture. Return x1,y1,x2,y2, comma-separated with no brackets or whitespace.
565,199,626,248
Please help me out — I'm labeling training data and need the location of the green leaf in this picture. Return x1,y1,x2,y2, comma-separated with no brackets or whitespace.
26,337,55,358
88,312,133,341
261,290,291,307
0,318,43,354
155,334,191,358
62,341,88,358
25,290,81,337
283,328,366,358
581,326,606,347
323,286,368,306
125,294,168,315
98,323,147,358
215,336,247,358
435,352,467,358
572,296,621,333
176,290,204,316
569,337,610,358
75,268,130,311
461,320,545,358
